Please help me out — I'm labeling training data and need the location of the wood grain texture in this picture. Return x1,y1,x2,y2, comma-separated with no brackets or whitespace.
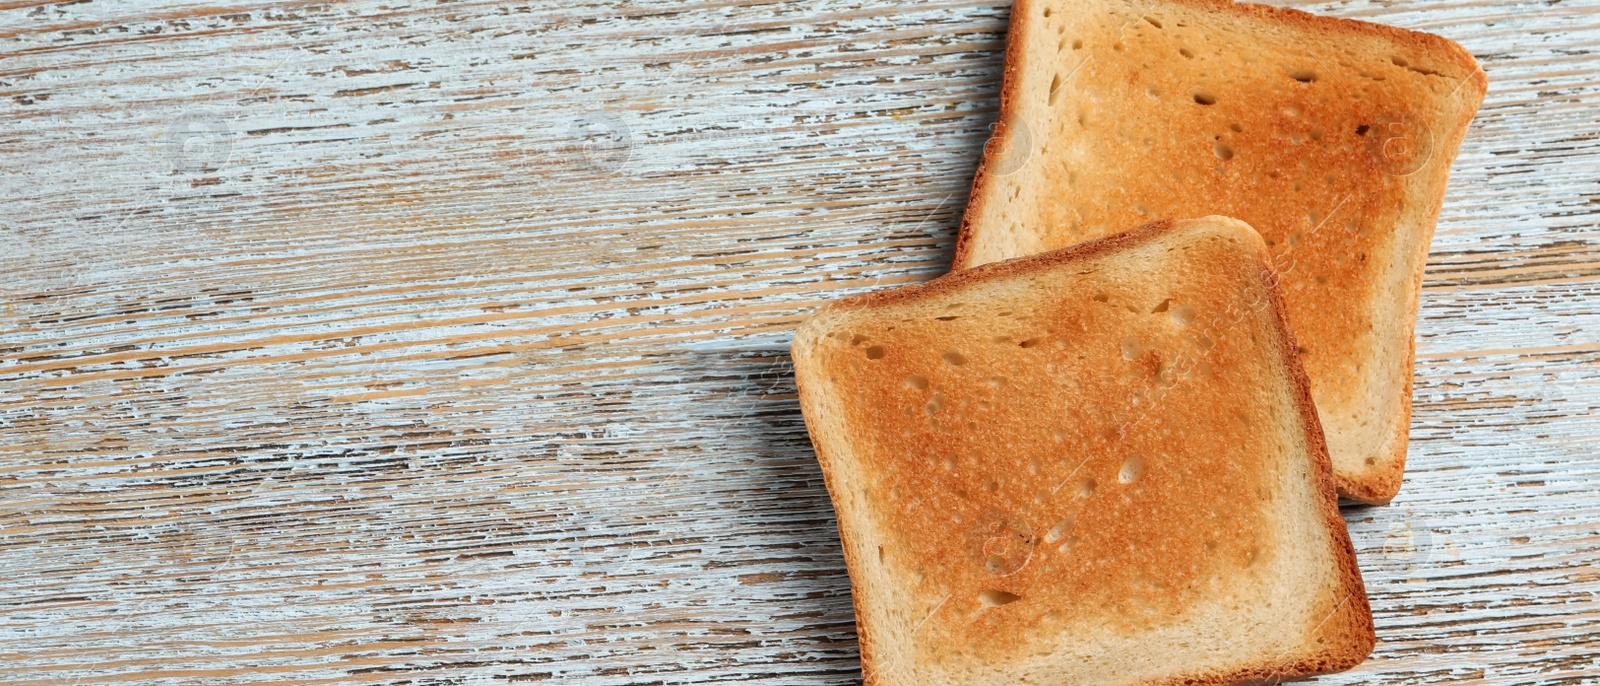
0,0,1595,684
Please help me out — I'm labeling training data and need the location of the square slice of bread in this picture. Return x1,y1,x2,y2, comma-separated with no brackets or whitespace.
952,0,1488,504
794,217,1374,686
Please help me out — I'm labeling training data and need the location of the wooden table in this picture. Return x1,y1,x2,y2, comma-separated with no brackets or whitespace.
2,0,1596,683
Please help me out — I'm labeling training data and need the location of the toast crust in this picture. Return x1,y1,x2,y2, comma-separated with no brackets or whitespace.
796,218,1372,686
951,0,1486,504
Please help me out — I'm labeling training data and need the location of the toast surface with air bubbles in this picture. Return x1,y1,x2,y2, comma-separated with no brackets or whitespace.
794,217,1373,686
953,0,1487,504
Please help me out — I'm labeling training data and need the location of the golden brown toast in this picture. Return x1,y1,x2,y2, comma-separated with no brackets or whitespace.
953,0,1487,503
794,217,1373,685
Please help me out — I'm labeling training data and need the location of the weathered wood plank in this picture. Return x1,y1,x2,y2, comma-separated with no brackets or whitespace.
2,0,1598,683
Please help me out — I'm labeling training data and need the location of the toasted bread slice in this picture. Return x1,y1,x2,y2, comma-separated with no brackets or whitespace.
952,0,1487,504
794,217,1373,686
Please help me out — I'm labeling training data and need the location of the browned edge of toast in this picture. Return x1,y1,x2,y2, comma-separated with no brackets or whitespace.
1233,222,1376,681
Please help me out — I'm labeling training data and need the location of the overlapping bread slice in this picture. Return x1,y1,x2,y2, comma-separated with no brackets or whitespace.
954,0,1487,503
794,217,1373,686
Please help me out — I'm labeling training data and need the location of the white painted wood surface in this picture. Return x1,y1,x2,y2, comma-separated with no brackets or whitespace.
1,0,1596,683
